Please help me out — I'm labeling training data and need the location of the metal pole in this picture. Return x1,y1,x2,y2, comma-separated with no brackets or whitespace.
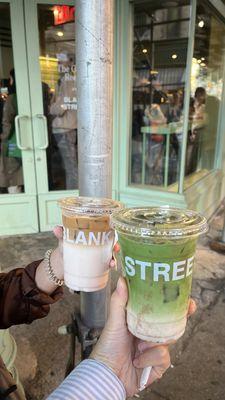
76,0,114,348
76,0,113,197
178,0,196,194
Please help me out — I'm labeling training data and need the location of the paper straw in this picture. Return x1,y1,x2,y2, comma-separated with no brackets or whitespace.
139,366,152,391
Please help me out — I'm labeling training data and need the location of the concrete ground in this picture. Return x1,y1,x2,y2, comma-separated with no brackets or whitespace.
0,205,225,400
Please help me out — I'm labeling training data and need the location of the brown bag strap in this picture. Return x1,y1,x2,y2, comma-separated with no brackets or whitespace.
0,384,17,399
0,358,24,400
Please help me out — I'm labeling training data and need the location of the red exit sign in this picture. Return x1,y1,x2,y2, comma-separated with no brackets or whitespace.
53,6,75,25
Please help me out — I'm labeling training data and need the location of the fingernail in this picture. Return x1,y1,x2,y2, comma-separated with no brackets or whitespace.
116,277,123,292
138,342,149,352
133,358,139,367
114,243,120,253
138,343,144,351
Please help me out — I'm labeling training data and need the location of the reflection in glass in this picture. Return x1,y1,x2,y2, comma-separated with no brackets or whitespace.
38,4,77,191
0,4,24,194
186,3,225,180
130,1,190,190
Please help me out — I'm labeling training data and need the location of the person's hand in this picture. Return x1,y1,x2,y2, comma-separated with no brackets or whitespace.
35,226,64,294
36,224,119,295
91,277,196,397
91,277,169,396
48,225,64,280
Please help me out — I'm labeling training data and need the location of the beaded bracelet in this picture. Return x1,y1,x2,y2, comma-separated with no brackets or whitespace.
44,249,64,287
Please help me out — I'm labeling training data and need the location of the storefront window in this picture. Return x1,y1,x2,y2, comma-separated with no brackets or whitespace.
0,4,24,194
130,1,190,191
38,4,77,191
185,2,225,182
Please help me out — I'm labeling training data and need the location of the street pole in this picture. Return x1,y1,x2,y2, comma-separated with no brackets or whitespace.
76,0,114,357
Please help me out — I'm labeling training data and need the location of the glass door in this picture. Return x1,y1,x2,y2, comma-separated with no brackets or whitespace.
24,0,77,231
0,0,39,235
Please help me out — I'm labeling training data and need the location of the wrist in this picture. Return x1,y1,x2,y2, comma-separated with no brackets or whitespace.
35,247,64,294
49,247,64,280
90,348,120,377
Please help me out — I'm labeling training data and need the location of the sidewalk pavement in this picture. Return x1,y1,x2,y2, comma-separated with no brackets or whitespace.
0,204,225,400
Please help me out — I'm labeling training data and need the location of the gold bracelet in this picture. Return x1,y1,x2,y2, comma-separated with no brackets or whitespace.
44,249,64,287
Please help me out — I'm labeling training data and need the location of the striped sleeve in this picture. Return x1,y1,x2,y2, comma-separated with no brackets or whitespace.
46,359,126,400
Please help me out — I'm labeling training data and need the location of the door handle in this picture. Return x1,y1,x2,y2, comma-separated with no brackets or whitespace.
15,115,30,150
35,114,49,149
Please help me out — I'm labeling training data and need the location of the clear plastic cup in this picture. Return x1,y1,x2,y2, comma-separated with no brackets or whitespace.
112,207,208,342
59,197,123,292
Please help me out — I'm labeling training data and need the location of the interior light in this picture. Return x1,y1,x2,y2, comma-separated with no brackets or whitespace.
150,70,158,75
53,9,58,16
200,62,206,67
142,48,148,54
57,31,64,37
197,59,201,64
198,20,204,28
201,57,205,61
192,57,197,63
171,54,178,59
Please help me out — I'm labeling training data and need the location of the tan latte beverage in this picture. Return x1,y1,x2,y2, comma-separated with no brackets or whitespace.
59,197,123,292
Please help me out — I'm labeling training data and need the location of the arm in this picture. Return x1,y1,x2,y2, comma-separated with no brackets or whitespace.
0,248,63,329
192,104,208,131
47,278,173,399
1,96,15,140
50,98,66,117
46,359,126,400
50,83,66,117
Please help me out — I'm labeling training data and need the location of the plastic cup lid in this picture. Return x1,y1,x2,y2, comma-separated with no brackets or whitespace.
111,206,208,238
58,196,123,216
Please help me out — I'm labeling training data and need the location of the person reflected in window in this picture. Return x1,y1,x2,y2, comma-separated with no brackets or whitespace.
192,87,207,134
186,97,197,175
131,106,144,184
203,94,220,170
0,69,23,194
50,55,77,190
167,91,184,183
144,90,167,185
144,90,167,130
187,87,207,174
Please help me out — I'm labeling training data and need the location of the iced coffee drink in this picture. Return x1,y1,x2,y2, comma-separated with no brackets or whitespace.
59,197,123,292
112,207,208,342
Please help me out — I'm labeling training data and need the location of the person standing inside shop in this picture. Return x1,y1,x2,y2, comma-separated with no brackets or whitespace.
50,55,78,190
0,69,23,193
143,90,167,185
187,87,207,174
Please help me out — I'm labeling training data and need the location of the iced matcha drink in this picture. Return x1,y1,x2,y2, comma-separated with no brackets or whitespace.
112,207,208,342
59,197,123,292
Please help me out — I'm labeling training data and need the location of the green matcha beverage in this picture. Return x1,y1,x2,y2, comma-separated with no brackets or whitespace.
112,207,208,343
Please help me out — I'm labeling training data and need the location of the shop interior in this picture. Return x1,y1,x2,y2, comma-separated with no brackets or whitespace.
130,0,225,192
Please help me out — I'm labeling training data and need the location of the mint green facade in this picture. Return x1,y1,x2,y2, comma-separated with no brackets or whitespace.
113,0,225,219
0,0,78,235
0,0,225,236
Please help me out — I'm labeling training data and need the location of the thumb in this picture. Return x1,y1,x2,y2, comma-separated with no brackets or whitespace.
90,277,128,374
53,225,63,240
107,277,128,329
